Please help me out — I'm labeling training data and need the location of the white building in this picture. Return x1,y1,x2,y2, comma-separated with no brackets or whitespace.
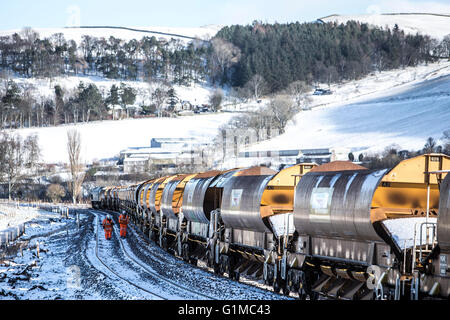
120,137,207,173
123,154,150,173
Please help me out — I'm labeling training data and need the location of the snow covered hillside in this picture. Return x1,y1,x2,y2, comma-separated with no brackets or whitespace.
8,74,231,165
12,75,214,107
320,13,450,40
12,113,236,164
5,15,450,167
242,62,450,158
305,60,450,109
10,60,450,165
0,25,222,44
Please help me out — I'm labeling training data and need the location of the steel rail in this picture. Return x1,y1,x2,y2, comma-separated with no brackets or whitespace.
92,210,167,300
93,210,216,300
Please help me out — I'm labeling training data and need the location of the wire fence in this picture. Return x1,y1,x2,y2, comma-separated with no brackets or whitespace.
0,200,88,249
0,202,36,222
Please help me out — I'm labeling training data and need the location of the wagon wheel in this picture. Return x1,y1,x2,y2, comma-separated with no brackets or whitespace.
273,278,281,294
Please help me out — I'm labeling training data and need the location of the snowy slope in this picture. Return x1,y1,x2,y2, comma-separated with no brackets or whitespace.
0,25,222,43
305,60,450,110
320,13,450,40
11,60,450,165
6,14,450,166
243,66,450,157
12,75,214,106
12,113,236,164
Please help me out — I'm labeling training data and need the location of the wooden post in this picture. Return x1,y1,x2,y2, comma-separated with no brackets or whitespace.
37,240,40,259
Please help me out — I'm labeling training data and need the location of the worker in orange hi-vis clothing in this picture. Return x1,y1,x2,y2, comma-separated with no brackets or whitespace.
102,215,114,240
119,211,129,238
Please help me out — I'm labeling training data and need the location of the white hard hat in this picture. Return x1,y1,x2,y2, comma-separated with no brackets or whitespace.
107,214,112,219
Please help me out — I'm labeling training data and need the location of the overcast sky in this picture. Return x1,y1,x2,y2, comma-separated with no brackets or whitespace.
1,0,450,30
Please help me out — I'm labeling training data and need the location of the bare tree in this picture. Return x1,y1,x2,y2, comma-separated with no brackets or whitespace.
441,34,450,58
442,130,450,155
0,133,22,200
0,132,40,200
150,82,170,117
423,137,437,154
245,74,267,101
230,108,273,142
20,84,37,128
266,95,299,134
23,134,41,174
286,80,311,109
67,129,85,204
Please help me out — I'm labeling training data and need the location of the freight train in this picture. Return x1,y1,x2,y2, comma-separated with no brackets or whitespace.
90,153,450,300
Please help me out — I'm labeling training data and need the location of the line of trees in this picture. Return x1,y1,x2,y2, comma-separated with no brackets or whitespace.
0,28,209,84
2,22,450,96
0,79,140,129
362,133,450,170
214,79,312,148
215,93,304,153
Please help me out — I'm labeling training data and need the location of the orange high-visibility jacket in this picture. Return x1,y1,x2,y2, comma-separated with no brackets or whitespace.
102,218,114,231
119,215,129,226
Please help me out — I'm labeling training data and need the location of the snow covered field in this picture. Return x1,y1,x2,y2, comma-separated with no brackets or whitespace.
0,204,39,231
13,112,236,164
321,13,450,40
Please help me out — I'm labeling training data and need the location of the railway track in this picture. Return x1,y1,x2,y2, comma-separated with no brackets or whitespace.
101,210,296,300
92,210,166,299
91,210,217,300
